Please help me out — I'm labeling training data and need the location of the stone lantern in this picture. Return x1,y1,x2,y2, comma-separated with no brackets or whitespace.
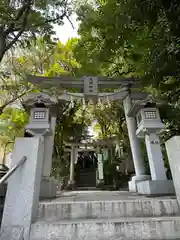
131,96,165,138
128,95,174,195
23,92,58,198
23,93,58,136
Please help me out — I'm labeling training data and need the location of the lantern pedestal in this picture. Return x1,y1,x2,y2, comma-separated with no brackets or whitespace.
137,180,175,196
127,95,172,194
22,93,58,199
128,175,151,192
145,133,167,180
39,177,57,199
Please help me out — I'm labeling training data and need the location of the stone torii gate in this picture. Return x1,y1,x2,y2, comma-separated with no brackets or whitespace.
64,140,110,188
26,75,150,191
0,75,175,239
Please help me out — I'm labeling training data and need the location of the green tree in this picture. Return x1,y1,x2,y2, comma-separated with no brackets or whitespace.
0,37,88,181
0,73,32,115
0,0,72,62
75,0,180,141
0,37,81,115
0,108,29,160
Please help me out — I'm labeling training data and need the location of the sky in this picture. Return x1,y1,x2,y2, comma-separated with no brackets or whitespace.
54,14,79,44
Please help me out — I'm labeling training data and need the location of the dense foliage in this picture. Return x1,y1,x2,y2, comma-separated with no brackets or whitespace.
1,0,180,179
0,38,82,153
75,0,180,141
0,0,72,62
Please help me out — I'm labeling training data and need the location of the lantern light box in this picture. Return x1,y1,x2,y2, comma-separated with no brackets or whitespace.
25,107,50,135
128,95,165,138
22,93,58,136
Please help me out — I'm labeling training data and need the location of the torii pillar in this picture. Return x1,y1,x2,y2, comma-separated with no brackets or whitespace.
123,91,150,192
68,145,77,189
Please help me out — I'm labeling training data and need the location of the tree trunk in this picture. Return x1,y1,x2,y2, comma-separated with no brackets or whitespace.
0,51,5,63
0,29,6,63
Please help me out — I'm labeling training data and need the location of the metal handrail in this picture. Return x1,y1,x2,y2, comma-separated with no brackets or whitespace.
0,156,27,187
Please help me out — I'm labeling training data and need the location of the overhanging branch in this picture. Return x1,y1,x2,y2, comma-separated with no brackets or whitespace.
5,0,32,35
0,87,32,115
5,4,31,51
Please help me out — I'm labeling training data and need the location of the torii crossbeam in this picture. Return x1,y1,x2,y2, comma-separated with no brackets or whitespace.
26,75,147,102
26,75,140,89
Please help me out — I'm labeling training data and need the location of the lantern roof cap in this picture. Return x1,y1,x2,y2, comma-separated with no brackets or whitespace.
22,92,59,109
128,95,164,117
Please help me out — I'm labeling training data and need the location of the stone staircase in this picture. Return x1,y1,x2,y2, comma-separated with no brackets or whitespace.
30,192,180,239
76,169,97,188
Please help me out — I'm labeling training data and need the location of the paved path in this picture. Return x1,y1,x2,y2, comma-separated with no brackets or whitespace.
40,191,176,203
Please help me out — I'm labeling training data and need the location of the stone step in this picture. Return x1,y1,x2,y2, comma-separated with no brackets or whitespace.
77,180,96,183
77,175,96,179
77,177,96,182
77,172,96,176
79,173,96,178
79,170,96,173
76,171,96,187
78,172,96,175
77,178,96,181
77,184,96,187
78,171,96,175
38,199,180,221
76,187,98,191
30,216,180,240
79,168,96,172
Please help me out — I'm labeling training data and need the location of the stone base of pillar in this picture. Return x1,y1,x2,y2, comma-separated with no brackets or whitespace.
128,175,151,192
66,180,76,190
137,180,175,196
96,179,104,188
128,180,136,192
40,178,57,199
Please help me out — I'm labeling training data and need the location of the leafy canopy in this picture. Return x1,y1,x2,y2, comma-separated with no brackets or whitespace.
0,0,72,62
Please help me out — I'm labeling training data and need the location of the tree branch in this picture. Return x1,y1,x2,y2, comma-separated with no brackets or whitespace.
15,0,32,21
111,68,135,77
5,4,31,52
4,0,32,35
66,15,75,30
0,0,70,62
0,87,31,115
40,0,70,26
44,11,67,25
